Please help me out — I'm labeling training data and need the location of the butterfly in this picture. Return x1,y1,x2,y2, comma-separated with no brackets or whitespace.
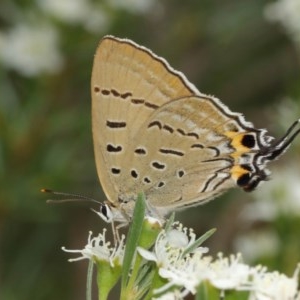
91,35,300,225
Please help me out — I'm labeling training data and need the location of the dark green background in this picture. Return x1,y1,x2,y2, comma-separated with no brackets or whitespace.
1,0,300,299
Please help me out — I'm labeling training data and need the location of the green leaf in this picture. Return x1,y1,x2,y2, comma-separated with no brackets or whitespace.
196,281,208,300
182,228,216,257
196,281,219,300
223,290,250,300
121,192,146,293
164,212,175,232
97,259,122,300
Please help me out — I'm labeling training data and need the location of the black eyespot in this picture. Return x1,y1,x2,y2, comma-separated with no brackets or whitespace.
158,181,165,188
178,170,185,178
107,144,122,152
148,121,162,129
106,120,126,128
101,89,110,95
111,89,120,97
237,173,251,187
135,148,146,155
241,134,255,148
111,168,121,174
131,169,138,178
143,177,151,183
163,124,174,133
152,161,165,170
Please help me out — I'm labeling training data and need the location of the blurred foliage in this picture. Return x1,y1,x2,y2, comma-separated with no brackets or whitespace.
0,0,300,299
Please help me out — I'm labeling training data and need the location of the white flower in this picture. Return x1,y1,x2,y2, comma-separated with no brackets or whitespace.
83,6,109,34
107,0,157,14
139,224,254,295
249,264,300,300
265,0,300,47
62,230,125,267
37,0,110,33
62,223,300,299
0,23,63,76
138,223,210,295
37,0,89,23
138,222,208,268
154,251,252,295
157,253,212,295
207,253,251,290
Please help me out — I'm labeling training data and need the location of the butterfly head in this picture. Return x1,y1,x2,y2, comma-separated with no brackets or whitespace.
96,203,114,223
95,200,132,225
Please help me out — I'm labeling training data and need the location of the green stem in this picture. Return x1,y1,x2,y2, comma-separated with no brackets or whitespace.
86,260,94,300
196,281,208,300
144,268,167,300
97,260,122,300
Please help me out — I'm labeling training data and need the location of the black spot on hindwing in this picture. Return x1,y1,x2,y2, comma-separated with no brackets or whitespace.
152,161,166,170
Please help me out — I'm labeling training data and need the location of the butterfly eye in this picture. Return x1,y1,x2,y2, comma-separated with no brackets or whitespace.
99,204,113,223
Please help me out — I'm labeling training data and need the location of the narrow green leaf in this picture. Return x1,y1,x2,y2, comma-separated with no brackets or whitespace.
135,262,153,287
182,228,216,257
164,212,175,232
121,192,146,289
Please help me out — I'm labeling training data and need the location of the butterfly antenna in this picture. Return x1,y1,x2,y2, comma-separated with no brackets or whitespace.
41,188,101,205
265,118,300,160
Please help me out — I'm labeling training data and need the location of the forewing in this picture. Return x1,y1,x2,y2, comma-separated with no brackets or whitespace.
91,36,199,203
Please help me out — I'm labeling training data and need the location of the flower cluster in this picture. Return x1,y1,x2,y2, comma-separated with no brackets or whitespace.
63,221,300,300
138,223,300,299
0,0,159,77
0,24,63,76
62,229,125,267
